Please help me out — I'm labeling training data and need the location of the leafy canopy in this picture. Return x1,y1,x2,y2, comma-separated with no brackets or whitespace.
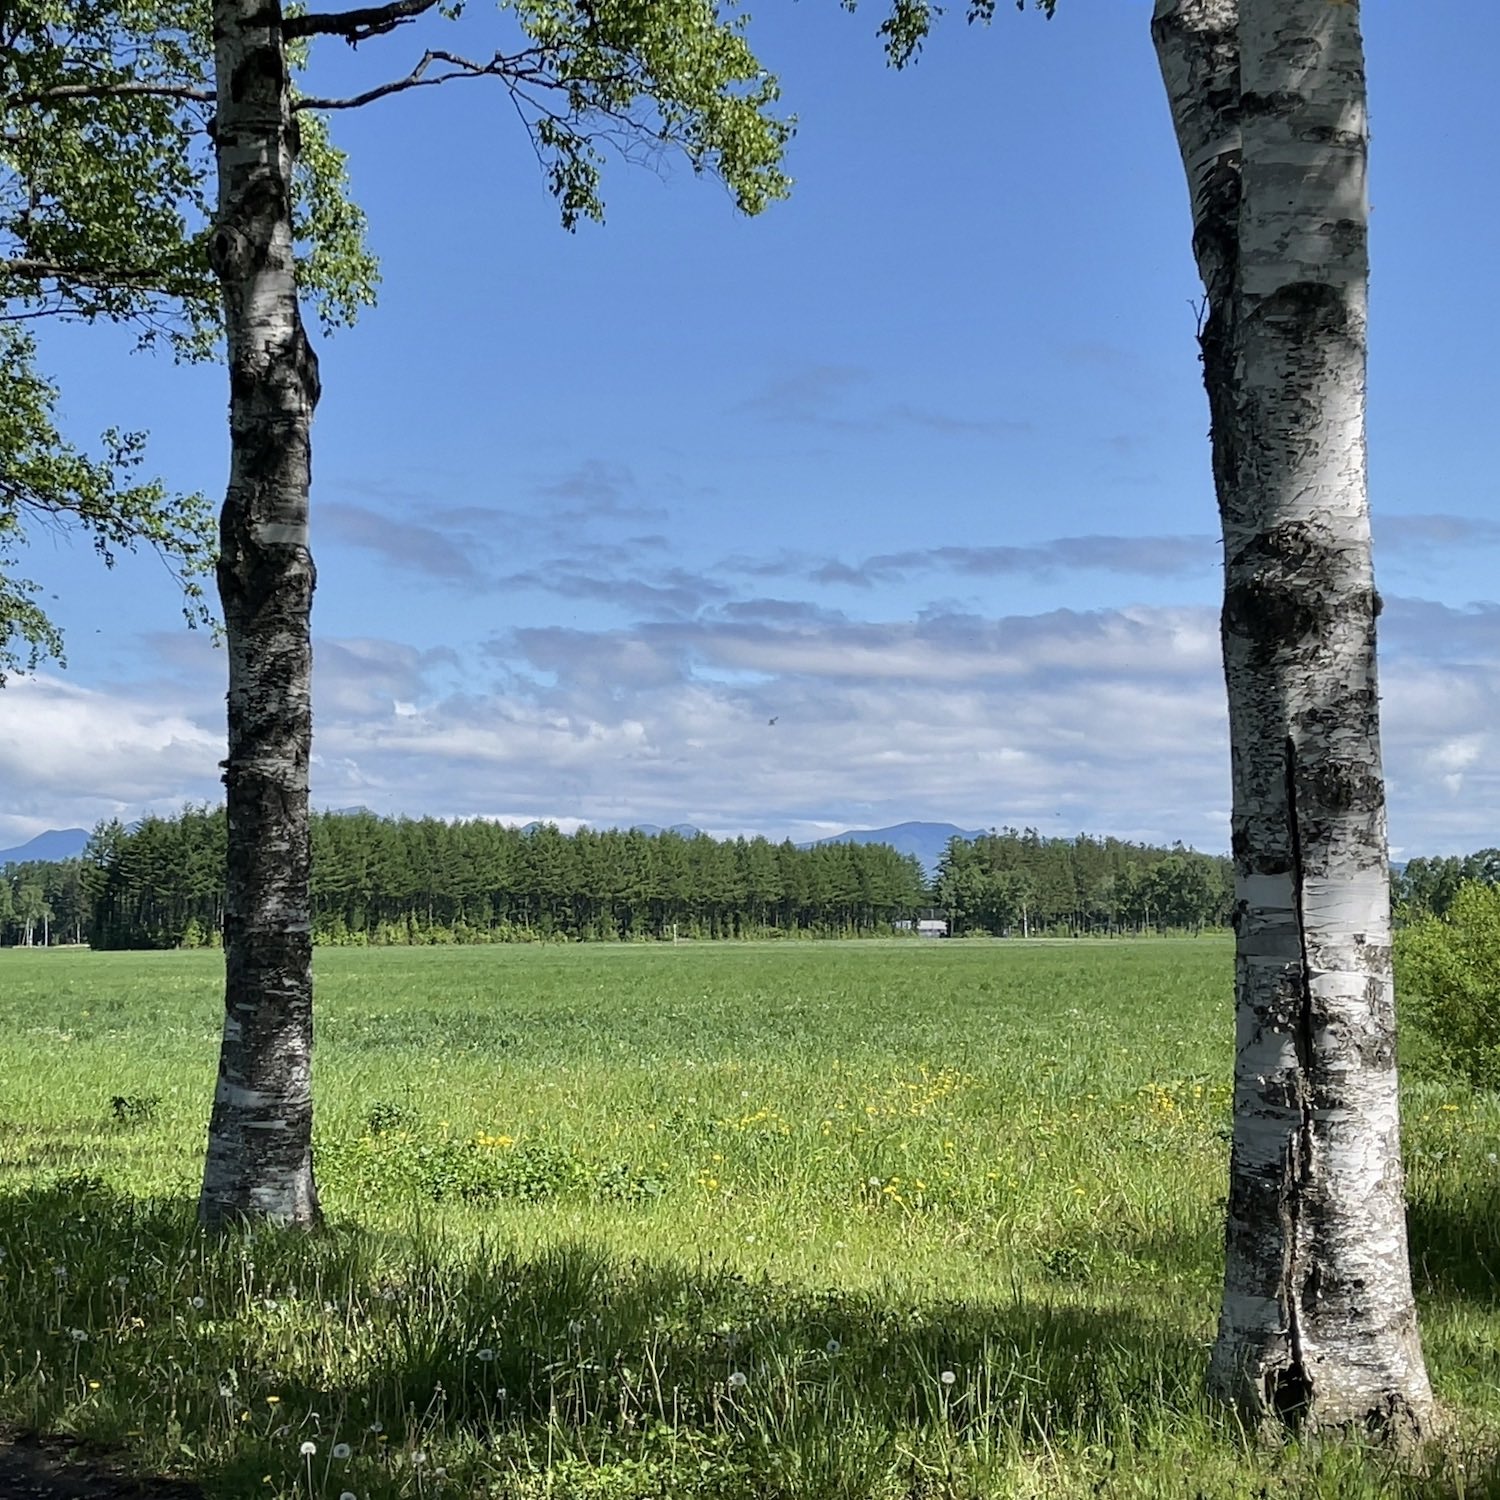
0,0,375,678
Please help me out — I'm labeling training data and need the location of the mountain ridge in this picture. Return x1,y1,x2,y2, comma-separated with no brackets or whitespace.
0,828,91,866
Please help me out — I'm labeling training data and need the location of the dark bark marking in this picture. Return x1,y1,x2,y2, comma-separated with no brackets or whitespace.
1257,279,1349,331
229,45,287,104
1223,575,1330,650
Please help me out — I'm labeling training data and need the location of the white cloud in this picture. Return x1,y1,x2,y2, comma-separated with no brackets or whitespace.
3,596,1499,857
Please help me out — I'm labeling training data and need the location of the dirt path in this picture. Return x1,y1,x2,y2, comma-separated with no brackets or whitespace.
0,1437,201,1499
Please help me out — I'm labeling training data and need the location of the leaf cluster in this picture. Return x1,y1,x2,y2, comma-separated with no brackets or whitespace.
853,0,1057,71
0,322,216,681
1,0,377,674
408,0,795,227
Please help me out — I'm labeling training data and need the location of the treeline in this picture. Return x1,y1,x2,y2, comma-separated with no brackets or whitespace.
1392,851,1500,921
936,829,1233,936
15,807,1395,950
76,807,931,948
0,860,87,947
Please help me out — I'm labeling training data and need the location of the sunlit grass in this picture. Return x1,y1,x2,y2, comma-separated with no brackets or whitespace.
0,939,1497,1498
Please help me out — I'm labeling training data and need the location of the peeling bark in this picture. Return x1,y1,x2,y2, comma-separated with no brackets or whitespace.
1153,0,1431,1436
199,0,321,1229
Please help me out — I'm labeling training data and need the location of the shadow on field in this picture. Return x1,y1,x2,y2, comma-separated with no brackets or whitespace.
0,1179,1208,1480
1406,1176,1500,1305
4,1180,1498,1500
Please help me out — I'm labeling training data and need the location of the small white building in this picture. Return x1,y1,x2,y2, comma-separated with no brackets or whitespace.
916,918,949,938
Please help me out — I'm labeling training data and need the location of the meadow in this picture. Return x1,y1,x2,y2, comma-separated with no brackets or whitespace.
0,938,1497,1498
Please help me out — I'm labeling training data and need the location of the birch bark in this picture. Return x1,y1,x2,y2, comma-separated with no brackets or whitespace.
1154,0,1431,1435
198,0,321,1228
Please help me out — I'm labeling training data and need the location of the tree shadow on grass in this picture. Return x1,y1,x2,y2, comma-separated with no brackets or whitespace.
1406,1172,1500,1305
0,1180,1495,1500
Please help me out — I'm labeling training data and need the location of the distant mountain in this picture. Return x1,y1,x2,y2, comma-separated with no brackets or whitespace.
0,827,90,866
629,823,703,838
801,821,985,877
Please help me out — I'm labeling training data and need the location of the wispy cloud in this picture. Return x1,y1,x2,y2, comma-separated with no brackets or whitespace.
729,533,1218,588
496,564,733,619
739,365,1028,438
320,501,491,586
533,460,671,524
1376,513,1500,553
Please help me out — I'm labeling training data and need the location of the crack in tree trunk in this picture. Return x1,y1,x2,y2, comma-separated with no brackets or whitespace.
1269,734,1314,1426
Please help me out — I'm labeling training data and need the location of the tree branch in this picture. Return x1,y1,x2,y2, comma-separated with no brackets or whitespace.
1,257,184,290
8,80,213,106
282,0,441,42
292,47,549,111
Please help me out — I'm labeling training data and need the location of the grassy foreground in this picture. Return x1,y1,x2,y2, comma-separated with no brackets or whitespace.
0,939,1497,1498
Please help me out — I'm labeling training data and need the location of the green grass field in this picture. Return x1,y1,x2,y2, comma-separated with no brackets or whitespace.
1,939,1497,1498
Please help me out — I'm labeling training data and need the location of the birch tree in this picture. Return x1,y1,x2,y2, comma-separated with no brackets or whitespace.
1152,0,1432,1435
198,0,790,1228
881,0,1431,1436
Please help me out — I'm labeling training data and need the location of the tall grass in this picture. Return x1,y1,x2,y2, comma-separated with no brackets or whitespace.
0,939,1497,1497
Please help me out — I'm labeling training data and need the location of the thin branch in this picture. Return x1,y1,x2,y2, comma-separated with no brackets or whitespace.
8,80,213,106
1,257,185,290
293,46,546,110
283,0,441,42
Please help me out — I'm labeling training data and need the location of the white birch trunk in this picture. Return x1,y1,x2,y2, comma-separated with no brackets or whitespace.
199,0,321,1228
1154,0,1431,1435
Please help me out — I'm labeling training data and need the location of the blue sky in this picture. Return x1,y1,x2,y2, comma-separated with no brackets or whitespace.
3,0,1498,856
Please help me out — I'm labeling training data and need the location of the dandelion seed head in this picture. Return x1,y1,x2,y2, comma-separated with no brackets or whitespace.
939,1369,956,1386
191,1296,206,1309
70,1328,88,1342
368,1420,383,1433
477,1348,496,1361
340,1492,358,1500
727,1370,748,1389
826,1339,842,1355
412,1450,427,1465
332,1442,351,1459
300,1441,317,1457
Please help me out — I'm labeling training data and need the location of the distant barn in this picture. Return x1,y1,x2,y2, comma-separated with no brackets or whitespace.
896,916,950,938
